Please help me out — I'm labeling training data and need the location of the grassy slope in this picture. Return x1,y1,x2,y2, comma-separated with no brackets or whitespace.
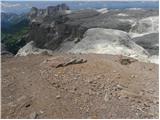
2,27,29,54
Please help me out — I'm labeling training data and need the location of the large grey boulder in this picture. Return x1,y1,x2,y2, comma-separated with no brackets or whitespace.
68,28,150,62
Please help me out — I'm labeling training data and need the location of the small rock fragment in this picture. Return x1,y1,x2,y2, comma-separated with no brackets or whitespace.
56,63,64,68
104,92,110,102
131,75,136,78
54,74,58,77
73,77,78,80
56,95,61,99
88,80,93,83
116,73,121,79
153,100,159,104
144,103,150,107
29,112,38,119
120,58,136,65
17,95,26,102
25,103,31,108
96,75,101,79
73,87,77,91
54,58,87,68
39,110,44,114
116,84,123,90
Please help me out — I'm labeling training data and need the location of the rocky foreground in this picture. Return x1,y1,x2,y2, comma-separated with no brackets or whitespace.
1,53,159,119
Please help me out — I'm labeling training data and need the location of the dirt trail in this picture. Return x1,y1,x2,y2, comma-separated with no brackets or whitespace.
1,54,159,119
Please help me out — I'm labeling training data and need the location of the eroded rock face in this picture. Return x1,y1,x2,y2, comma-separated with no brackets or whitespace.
1,43,13,57
16,41,53,56
130,16,159,35
29,4,70,19
132,33,159,56
28,4,87,50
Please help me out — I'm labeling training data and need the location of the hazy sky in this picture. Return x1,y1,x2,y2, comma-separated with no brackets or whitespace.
1,0,159,1
1,0,158,14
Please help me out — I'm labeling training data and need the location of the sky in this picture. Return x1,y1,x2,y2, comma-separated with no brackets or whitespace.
1,0,159,14
1,0,159,1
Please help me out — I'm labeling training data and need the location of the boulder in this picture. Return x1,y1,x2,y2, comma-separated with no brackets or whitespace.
68,28,150,62
16,41,53,56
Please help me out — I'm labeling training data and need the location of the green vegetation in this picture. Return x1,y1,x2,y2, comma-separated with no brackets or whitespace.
2,27,29,54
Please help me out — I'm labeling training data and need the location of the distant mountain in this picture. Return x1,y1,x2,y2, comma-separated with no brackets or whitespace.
1,12,29,54
1,12,29,33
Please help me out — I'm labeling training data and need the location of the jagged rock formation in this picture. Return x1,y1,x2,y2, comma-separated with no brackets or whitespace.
29,4,70,20
15,4,157,63
27,4,158,51
28,4,74,50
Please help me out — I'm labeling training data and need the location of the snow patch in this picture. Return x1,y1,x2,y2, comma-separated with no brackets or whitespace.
65,10,72,14
118,19,134,24
97,8,108,14
117,13,129,17
128,8,143,10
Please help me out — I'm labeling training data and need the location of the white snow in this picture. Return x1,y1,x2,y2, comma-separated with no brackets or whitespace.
97,8,108,14
117,13,129,17
65,10,72,14
118,18,134,23
128,8,143,10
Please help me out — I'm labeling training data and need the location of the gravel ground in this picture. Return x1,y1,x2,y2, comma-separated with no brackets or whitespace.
1,53,159,119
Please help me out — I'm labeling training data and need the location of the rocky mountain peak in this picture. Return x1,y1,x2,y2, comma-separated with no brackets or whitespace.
29,4,70,20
